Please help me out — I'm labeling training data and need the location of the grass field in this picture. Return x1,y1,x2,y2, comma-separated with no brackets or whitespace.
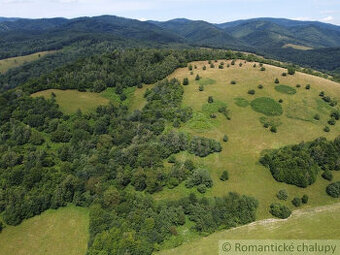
0,51,55,74
158,202,340,255
0,205,89,255
32,89,110,114
144,59,340,249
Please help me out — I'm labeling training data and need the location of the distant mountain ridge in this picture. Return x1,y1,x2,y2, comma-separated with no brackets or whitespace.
0,15,340,76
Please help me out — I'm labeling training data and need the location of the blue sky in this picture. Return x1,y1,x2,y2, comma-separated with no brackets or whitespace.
0,0,339,25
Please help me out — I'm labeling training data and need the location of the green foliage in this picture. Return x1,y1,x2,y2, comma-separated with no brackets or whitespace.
188,136,222,157
208,96,214,104
223,135,229,142
230,80,236,85
251,97,283,116
326,182,340,198
288,66,296,75
277,190,288,200
258,84,263,89
195,74,200,81
274,85,297,95
260,67,266,71
199,85,204,91
306,84,311,90
322,171,333,181
220,170,229,181
260,136,340,187
292,197,302,207
269,203,291,219
185,168,213,189
248,89,255,95
301,195,309,204
274,78,280,84
183,78,189,85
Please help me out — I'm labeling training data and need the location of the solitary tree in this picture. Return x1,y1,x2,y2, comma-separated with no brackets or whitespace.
208,96,214,103
183,78,189,85
275,78,280,84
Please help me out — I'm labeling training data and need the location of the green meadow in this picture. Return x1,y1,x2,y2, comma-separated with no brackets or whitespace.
0,205,89,255
0,51,55,74
147,60,340,250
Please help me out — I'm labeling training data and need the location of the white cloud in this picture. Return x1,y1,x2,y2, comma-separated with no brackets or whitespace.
322,16,334,22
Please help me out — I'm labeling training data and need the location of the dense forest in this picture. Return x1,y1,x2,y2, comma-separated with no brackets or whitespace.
260,136,340,188
0,48,265,254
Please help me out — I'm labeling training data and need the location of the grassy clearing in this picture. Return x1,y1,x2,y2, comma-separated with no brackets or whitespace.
275,84,297,94
0,205,89,255
234,97,249,107
32,89,110,114
251,97,283,116
101,87,136,108
155,59,340,222
282,43,313,50
157,202,340,255
0,51,55,74
197,78,216,86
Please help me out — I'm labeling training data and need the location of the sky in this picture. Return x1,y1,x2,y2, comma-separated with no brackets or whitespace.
0,0,339,25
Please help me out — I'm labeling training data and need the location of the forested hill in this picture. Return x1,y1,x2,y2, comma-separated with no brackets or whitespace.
1,15,340,90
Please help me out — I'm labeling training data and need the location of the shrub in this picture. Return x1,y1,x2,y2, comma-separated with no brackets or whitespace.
260,67,266,71
253,64,257,68
301,195,309,204
314,114,320,120
231,60,235,65
259,63,263,67
168,155,176,163
258,84,263,89
0,221,3,233
190,71,193,75
223,135,228,142
199,85,204,91
321,170,333,181
282,72,287,77
270,126,277,133
194,65,197,69
203,66,206,70
208,96,214,103
208,60,212,64
210,63,215,68
323,126,330,132
277,190,288,200
292,197,302,207
305,84,311,90
269,203,291,219
186,168,213,189
248,89,255,95
296,84,301,88
263,123,269,128
326,182,340,198
219,64,224,69
195,74,200,81
275,78,280,84
288,66,295,75
188,136,222,157
227,64,230,68
230,80,236,85
328,118,336,125
239,63,243,67
210,113,216,119
278,99,283,103
183,78,189,85
319,91,325,97
197,184,207,193
188,64,193,71
220,170,229,181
